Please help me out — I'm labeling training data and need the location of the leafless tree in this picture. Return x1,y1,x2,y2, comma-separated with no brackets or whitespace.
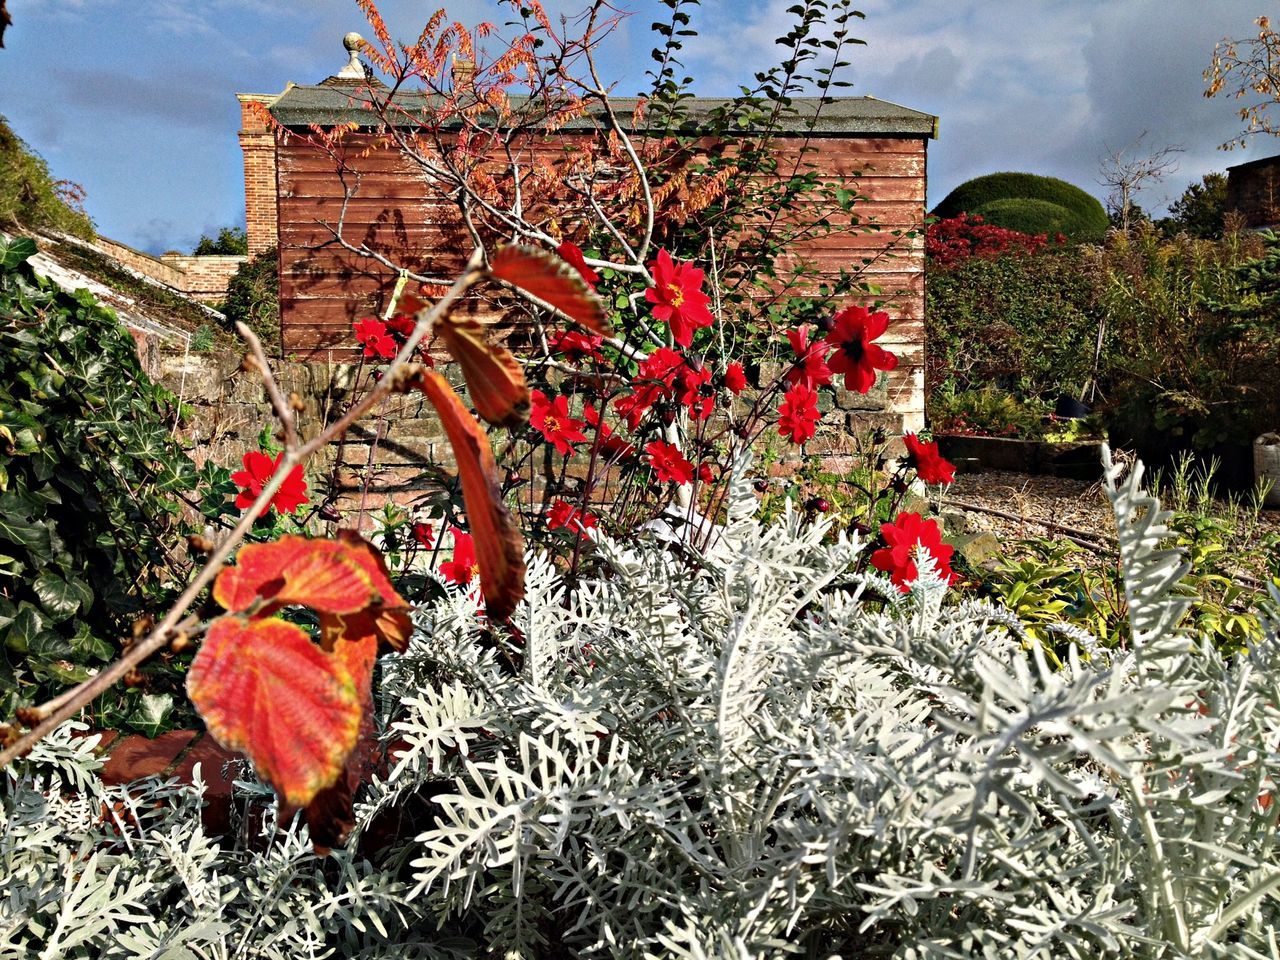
1097,132,1184,233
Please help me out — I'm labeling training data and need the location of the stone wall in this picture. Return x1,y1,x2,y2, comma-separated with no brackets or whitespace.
94,236,245,301
158,348,903,523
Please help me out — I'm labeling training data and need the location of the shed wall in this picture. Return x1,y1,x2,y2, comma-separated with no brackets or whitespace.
274,131,927,428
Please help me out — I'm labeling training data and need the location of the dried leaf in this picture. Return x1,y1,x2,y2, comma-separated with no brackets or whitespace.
490,243,610,335
417,370,525,620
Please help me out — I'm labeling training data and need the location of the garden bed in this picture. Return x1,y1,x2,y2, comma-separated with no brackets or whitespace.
936,433,1105,480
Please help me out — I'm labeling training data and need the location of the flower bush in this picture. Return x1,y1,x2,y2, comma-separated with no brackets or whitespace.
5,454,1279,957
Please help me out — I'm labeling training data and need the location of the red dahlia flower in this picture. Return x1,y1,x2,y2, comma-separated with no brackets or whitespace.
645,440,694,485
352,317,398,361
786,325,833,389
412,521,434,549
869,512,958,593
231,451,308,515
676,364,715,420
556,240,600,290
439,529,479,585
549,330,604,364
903,433,956,485
777,383,821,445
531,389,588,456
614,347,685,430
724,362,748,394
824,305,897,394
386,313,417,339
585,404,636,459
644,249,714,347
547,499,599,534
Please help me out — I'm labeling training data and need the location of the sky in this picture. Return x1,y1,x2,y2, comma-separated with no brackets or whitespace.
0,0,1274,254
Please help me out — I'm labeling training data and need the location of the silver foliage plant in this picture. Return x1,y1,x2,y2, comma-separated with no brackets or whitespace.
4,448,1279,957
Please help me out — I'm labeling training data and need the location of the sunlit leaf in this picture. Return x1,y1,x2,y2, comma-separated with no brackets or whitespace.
436,313,531,428
213,537,375,616
417,370,525,620
490,243,610,335
187,616,362,807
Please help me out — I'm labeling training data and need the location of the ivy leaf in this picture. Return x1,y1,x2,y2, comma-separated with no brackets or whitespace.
489,244,610,335
187,616,362,807
0,237,37,270
126,693,174,737
33,572,90,619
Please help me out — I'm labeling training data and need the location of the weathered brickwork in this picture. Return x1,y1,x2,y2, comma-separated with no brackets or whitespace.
237,93,280,257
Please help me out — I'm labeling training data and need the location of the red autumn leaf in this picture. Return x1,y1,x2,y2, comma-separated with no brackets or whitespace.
435,313,531,428
319,531,414,653
187,617,362,807
489,243,610,336
213,537,375,616
417,369,525,620
303,634,379,852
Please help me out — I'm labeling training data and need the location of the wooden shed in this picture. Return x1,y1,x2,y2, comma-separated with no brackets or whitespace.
1227,153,1280,230
237,73,936,431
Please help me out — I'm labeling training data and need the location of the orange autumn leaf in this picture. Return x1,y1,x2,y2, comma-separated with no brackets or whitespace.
187,617,362,807
319,531,414,653
417,369,525,620
304,633,379,852
435,312,531,428
490,243,610,336
213,537,374,616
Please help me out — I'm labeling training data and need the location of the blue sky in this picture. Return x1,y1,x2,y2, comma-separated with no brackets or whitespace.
1,0,1273,253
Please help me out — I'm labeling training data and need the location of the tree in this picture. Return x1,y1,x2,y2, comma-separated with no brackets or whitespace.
1205,15,1280,149
1096,133,1183,233
192,226,248,256
1159,172,1228,238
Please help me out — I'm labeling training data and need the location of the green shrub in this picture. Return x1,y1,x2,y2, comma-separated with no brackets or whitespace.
192,226,248,256
0,236,209,730
933,172,1109,241
926,249,1101,401
222,246,279,353
1091,225,1280,453
0,115,94,239
972,196,1075,236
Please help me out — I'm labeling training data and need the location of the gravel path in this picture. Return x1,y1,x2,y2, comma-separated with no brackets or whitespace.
941,470,1280,554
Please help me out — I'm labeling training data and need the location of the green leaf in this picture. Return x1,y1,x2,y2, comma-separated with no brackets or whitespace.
1,237,38,270
127,693,175,738
33,572,90,619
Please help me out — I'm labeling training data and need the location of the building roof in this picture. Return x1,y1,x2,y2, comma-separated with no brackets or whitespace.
1226,153,1280,173
266,84,938,138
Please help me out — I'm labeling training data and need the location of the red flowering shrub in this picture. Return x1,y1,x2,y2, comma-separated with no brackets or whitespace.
926,213,1052,269
231,451,308,515
825,306,898,394
869,513,958,592
903,433,956,485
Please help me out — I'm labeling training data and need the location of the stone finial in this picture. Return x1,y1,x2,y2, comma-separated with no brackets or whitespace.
337,32,366,79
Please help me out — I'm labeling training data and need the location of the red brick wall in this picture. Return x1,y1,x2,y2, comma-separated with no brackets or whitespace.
238,94,279,257
159,254,246,300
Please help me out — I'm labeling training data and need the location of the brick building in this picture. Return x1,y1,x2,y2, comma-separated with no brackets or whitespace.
1227,154,1280,229
237,52,937,431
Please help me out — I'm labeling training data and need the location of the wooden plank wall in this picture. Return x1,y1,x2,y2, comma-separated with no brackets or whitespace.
275,131,927,428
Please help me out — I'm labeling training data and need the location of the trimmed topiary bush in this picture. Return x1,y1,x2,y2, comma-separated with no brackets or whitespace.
972,197,1077,237
934,172,1109,241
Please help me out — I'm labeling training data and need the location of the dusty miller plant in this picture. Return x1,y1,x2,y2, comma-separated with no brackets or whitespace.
3,449,1279,958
